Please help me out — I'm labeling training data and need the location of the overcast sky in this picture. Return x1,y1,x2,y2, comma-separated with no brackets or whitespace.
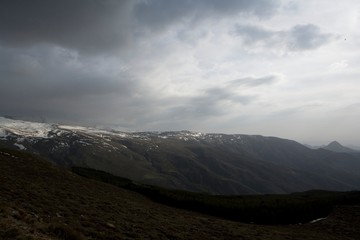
1,0,359,145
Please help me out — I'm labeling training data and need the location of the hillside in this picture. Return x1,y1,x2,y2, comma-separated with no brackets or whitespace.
1,116,360,195
1,148,360,240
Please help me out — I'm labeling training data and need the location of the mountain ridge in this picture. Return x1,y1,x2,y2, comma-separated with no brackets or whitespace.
1,116,360,195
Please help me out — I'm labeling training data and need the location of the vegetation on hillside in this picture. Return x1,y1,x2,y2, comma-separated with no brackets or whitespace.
72,166,360,225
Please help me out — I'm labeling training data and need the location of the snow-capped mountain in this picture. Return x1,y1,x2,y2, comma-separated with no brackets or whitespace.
1,116,360,195
0,116,216,143
0,117,56,139
0,116,257,153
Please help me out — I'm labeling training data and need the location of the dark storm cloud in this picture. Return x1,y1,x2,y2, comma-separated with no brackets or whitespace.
203,87,254,104
234,24,334,51
0,46,139,122
230,75,280,87
0,0,280,53
234,24,274,44
0,46,134,96
134,0,280,29
0,0,283,125
288,25,334,50
162,75,278,122
0,0,134,53
160,85,255,124
124,81,257,129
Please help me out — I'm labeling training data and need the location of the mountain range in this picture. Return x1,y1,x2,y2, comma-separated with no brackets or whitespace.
1,116,360,195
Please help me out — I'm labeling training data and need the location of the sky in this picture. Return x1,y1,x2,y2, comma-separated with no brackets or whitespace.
1,0,359,145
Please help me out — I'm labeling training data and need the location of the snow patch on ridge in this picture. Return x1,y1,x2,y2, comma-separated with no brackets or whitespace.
0,116,213,142
14,143,26,150
0,128,7,138
58,125,129,138
0,117,54,138
310,217,326,223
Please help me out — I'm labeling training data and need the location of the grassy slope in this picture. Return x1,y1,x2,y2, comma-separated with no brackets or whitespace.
1,148,360,240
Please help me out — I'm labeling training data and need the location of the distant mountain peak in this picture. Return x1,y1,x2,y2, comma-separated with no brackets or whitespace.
328,141,341,147
322,141,356,153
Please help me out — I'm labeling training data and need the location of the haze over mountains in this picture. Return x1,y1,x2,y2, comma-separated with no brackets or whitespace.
1,116,360,195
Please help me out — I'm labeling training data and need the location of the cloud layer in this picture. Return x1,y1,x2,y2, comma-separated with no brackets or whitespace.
1,0,359,145
234,24,334,51
0,0,279,53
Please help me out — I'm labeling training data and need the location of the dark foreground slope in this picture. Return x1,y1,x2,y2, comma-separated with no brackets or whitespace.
1,148,360,240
